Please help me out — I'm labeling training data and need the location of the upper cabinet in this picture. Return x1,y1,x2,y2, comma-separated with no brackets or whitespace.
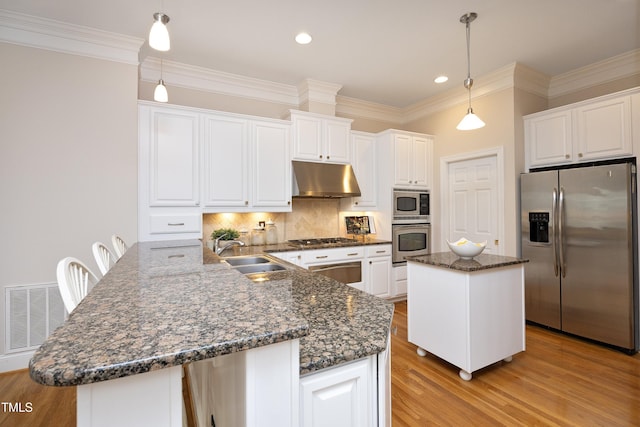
525,89,638,169
251,120,292,210
141,105,200,207
290,110,352,164
377,130,433,190
138,102,292,241
202,114,249,209
346,131,378,210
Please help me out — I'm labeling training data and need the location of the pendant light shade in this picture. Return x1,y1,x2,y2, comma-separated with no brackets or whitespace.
154,79,168,102
457,12,485,131
154,59,168,102
149,13,170,51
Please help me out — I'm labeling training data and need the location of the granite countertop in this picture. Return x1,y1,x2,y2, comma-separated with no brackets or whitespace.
216,237,392,257
407,252,529,272
30,240,394,386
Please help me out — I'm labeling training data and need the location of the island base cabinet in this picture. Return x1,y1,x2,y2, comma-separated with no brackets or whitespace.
77,365,183,427
187,339,300,427
300,357,373,427
408,263,525,379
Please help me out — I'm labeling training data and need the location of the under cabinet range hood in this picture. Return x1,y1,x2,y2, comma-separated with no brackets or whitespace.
292,160,361,198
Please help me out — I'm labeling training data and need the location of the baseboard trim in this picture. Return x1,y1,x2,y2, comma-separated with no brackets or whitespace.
0,351,34,373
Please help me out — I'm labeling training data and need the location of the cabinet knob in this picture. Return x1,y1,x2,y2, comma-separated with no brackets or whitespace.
578,153,583,158
327,156,330,160
287,201,291,205
245,201,249,205
319,155,323,159
354,201,359,205
369,261,372,265
565,154,570,159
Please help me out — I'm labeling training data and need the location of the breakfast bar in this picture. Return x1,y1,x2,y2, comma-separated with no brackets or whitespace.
407,252,528,380
29,240,394,427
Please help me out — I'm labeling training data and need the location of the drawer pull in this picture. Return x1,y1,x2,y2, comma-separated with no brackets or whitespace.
376,250,385,254
347,252,358,256
316,255,328,259
168,222,185,226
168,254,185,259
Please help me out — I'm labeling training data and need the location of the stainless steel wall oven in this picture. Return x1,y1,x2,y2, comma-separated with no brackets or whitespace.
392,223,431,264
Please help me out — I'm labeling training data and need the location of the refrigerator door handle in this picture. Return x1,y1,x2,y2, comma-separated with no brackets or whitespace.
558,187,566,278
552,187,559,277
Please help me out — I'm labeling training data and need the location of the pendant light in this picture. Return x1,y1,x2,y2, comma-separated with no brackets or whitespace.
154,59,168,103
149,12,170,51
456,12,485,131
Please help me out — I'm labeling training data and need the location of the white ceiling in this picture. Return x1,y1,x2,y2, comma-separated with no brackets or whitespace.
1,0,638,107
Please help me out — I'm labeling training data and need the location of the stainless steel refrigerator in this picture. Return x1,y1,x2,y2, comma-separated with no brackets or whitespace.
521,160,639,352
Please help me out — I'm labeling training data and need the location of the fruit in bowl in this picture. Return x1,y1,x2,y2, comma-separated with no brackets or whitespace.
446,238,487,260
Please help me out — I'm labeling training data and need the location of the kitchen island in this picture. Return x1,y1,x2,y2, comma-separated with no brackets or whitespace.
407,252,528,381
30,240,394,427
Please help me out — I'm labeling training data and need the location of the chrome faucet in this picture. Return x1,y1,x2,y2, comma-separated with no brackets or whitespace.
214,233,245,255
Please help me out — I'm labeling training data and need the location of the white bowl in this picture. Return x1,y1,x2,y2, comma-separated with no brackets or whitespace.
446,238,487,259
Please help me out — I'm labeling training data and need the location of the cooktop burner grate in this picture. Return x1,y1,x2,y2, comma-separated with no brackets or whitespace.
287,237,357,247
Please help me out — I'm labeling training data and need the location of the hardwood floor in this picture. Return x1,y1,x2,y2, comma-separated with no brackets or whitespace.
1,301,639,426
391,301,640,426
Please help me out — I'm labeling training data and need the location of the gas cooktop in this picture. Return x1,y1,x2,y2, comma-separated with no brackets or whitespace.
287,237,358,249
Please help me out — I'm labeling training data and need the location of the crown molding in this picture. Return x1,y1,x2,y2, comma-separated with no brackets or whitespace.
513,63,550,98
297,79,342,106
548,49,640,99
335,96,404,124
140,56,300,106
401,63,518,124
0,9,143,65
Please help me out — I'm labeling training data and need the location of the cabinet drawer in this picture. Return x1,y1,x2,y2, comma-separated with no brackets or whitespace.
366,244,392,257
301,247,365,265
149,214,201,234
393,265,407,281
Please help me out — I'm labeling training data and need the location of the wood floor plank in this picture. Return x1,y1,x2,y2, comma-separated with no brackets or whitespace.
1,300,639,426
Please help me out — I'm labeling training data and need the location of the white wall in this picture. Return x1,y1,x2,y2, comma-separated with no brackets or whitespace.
0,42,138,364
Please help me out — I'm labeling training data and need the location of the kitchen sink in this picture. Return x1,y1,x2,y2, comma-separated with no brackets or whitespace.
224,256,272,266
234,263,287,274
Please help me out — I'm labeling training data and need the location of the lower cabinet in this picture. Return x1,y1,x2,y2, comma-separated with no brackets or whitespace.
299,357,374,427
365,245,392,298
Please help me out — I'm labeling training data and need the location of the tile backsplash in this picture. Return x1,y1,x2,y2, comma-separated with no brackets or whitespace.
203,199,343,244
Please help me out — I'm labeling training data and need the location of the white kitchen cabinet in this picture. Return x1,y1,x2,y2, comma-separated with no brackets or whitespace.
346,131,378,210
272,251,303,266
575,95,632,161
202,114,249,209
394,133,432,189
138,103,202,241
525,110,573,168
377,130,433,191
392,265,407,298
140,105,200,207
300,357,374,427
290,110,352,164
365,245,392,298
251,120,292,210
525,88,636,170
201,114,292,212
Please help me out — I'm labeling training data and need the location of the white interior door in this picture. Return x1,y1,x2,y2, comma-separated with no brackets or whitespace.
448,156,498,253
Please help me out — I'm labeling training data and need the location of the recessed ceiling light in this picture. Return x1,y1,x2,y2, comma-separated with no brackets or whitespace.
295,32,312,45
434,75,448,84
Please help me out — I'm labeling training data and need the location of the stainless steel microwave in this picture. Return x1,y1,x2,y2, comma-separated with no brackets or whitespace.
393,189,430,222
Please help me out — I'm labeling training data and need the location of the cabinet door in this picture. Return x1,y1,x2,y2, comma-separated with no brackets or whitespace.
393,134,412,187
575,96,632,161
202,115,249,208
300,359,372,427
368,256,391,297
324,119,351,163
350,133,377,208
411,136,431,189
146,108,200,207
526,111,573,168
252,121,292,210
292,115,322,161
